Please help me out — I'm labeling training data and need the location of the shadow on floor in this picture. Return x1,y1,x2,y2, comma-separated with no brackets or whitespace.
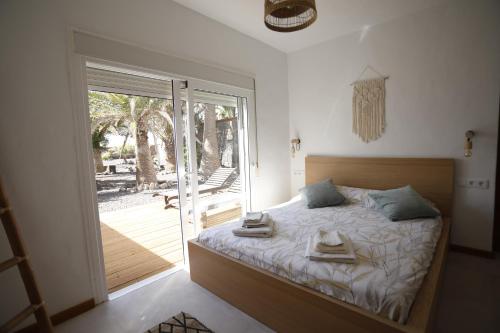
100,211,185,293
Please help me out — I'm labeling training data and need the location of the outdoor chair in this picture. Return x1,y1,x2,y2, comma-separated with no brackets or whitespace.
197,177,241,212
152,167,235,209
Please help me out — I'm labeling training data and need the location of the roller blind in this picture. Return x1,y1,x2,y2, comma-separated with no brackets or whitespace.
87,67,170,98
87,67,238,107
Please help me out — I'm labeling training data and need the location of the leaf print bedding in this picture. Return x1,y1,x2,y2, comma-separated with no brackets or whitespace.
197,187,442,324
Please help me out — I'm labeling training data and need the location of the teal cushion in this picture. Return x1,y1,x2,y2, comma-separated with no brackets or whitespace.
368,185,439,221
300,179,345,209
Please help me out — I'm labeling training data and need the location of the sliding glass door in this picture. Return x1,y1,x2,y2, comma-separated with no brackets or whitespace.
86,67,192,293
85,61,253,294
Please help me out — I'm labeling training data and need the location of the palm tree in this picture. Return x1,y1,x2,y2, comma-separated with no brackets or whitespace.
115,124,131,163
88,92,116,173
149,101,176,171
88,91,167,186
91,125,109,173
199,103,220,178
109,94,160,185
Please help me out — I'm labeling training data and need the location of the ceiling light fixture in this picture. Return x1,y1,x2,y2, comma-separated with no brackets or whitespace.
264,0,317,32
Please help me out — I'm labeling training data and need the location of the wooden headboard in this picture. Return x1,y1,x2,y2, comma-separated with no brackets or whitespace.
305,156,455,217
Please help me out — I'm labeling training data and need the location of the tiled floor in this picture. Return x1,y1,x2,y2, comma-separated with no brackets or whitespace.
57,251,500,333
56,270,272,333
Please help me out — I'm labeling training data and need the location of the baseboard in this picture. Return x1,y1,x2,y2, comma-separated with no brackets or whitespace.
15,298,95,332
450,244,495,259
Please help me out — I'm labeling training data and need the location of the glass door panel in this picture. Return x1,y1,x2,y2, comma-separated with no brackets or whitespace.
172,81,200,248
186,88,250,231
86,66,188,293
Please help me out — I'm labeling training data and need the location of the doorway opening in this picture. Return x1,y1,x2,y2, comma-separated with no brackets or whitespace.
85,63,252,294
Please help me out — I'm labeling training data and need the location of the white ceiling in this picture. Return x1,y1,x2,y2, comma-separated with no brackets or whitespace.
172,0,448,53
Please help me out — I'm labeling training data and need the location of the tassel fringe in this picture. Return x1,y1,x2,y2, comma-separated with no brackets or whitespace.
352,78,386,143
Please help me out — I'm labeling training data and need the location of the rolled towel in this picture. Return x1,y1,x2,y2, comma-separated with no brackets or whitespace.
242,213,271,228
233,220,274,238
305,234,356,263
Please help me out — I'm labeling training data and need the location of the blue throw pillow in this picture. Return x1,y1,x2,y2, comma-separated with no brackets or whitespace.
368,185,440,221
299,179,345,209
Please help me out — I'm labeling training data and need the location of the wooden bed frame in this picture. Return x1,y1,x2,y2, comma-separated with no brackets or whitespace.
189,156,454,333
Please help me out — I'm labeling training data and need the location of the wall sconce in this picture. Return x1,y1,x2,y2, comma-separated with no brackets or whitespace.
464,130,475,157
291,138,301,158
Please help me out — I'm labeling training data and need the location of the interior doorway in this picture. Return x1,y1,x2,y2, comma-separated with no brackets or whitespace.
84,62,252,295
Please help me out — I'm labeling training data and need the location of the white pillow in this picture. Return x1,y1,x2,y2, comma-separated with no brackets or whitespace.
335,185,371,204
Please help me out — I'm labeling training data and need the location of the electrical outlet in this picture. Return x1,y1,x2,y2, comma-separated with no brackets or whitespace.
293,169,304,176
476,179,490,189
458,178,490,189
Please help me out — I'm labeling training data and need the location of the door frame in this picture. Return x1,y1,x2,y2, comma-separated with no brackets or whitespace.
67,51,109,304
494,95,500,252
67,44,256,303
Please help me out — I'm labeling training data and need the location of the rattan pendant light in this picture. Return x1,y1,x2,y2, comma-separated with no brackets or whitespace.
264,0,317,32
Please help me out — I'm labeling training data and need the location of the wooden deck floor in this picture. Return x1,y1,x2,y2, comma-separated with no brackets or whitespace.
100,202,187,293
100,201,241,293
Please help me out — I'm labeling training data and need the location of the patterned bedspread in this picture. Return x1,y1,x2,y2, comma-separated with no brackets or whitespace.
197,186,442,323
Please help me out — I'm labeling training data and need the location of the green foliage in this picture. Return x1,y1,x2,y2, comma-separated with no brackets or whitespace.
216,105,235,120
92,125,109,151
101,151,112,160
88,91,173,136
120,144,136,157
102,144,135,160
88,91,236,170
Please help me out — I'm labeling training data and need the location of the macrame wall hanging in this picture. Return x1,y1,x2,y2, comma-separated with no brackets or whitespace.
351,66,389,143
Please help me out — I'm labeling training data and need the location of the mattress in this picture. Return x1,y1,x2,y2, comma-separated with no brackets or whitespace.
197,186,442,324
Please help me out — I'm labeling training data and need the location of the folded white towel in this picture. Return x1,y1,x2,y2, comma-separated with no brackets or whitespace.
314,229,344,247
305,234,356,263
315,243,348,254
243,212,264,222
241,213,271,228
232,220,274,238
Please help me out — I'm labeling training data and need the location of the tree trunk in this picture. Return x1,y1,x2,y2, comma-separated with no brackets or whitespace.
162,135,176,172
119,132,129,163
134,117,157,186
231,119,239,172
200,104,220,178
93,149,106,173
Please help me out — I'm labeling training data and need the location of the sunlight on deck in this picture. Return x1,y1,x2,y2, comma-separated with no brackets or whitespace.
100,202,188,292
100,201,240,293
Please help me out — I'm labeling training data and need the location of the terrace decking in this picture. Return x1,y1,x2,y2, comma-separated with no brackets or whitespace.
100,200,241,293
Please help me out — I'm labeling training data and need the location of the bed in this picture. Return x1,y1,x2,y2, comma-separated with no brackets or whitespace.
188,156,454,333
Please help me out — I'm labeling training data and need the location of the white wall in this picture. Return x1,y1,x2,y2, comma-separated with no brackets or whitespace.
288,0,500,251
0,0,290,320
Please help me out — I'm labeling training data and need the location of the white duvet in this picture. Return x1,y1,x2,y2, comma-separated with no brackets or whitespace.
197,186,442,324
